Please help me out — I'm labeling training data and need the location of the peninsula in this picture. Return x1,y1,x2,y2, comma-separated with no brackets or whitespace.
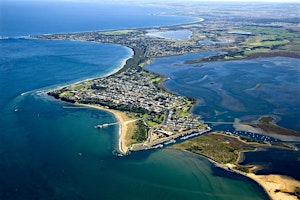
39,3,300,154
47,51,210,154
34,2,300,200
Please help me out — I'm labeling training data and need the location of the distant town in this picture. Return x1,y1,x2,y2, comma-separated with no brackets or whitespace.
33,3,300,61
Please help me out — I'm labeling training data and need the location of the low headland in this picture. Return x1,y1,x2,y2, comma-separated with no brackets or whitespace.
39,7,300,200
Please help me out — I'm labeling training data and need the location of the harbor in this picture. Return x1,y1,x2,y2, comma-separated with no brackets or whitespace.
128,126,212,152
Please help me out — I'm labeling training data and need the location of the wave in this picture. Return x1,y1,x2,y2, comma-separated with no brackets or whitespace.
0,36,30,40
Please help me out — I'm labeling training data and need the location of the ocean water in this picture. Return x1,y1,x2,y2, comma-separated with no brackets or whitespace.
0,38,132,109
0,1,199,37
0,1,269,199
146,53,300,180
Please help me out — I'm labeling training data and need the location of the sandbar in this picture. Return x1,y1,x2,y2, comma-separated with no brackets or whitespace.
215,160,300,200
247,173,300,200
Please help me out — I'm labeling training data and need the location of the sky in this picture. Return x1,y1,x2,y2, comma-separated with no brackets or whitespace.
1,0,299,2
120,0,290,1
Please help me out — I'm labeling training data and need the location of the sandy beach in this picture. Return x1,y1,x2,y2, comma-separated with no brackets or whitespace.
73,89,300,200
46,50,134,153
218,162,300,200
53,46,299,200
76,103,137,154
247,173,300,200
235,147,300,200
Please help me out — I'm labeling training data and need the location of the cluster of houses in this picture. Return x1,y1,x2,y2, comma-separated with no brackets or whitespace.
52,65,207,146
86,67,188,115
148,109,206,144
165,110,202,132
34,28,201,58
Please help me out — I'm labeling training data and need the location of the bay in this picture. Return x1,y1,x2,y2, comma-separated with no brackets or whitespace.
0,1,269,199
0,1,199,37
146,55,300,132
146,53,300,181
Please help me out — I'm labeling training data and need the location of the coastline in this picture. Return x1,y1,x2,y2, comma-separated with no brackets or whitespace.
46,45,137,154
40,16,300,200
182,148,300,200
227,162,300,200
174,132,300,200
76,103,136,155
4,2,300,199
46,46,134,93
45,47,135,155
220,161,300,200
234,141,300,200
49,46,300,199
176,149,271,199
109,47,134,76
247,173,300,200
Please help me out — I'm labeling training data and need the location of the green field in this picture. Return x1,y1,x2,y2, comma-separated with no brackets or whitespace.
244,48,270,55
59,91,75,98
242,26,299,51
173,132,255,165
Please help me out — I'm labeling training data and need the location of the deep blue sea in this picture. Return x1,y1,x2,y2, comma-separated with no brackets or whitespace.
0,1,270,199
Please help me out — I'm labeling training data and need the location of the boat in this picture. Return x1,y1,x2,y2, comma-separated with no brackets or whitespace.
151,144,163,149
164,139,176,145
180,132,202,140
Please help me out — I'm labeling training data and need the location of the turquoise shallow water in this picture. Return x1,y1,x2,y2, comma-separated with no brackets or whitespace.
0,38,269,200
0,93,269,199
0,2,270,199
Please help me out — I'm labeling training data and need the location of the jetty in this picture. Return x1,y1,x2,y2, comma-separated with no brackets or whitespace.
94,122,118,128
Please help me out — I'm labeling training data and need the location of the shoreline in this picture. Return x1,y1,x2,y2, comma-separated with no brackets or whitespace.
75,103,135,155
40,18,300,200
177,149,271,199
185,51,300,65
48,45,300,199
180,148,300,200
46,80,300,200
45,45,134,93
46,45,135,154
109,48,134,77
174,132,300,200
222,162,300,200
247,173,300,200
